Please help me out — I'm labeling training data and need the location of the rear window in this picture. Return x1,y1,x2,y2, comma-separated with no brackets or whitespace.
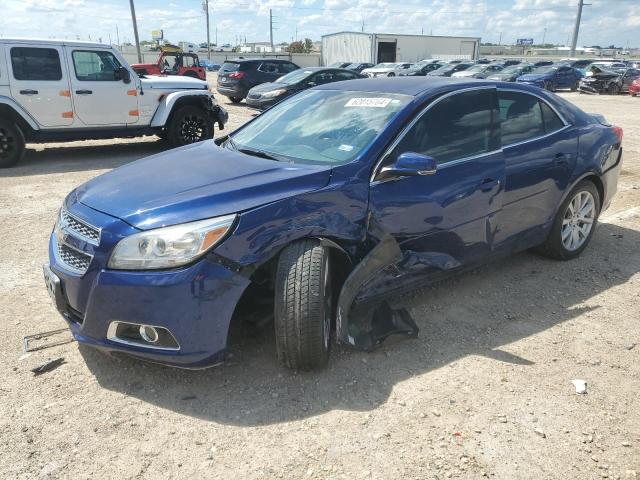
220,62,240,72
11,47,62,81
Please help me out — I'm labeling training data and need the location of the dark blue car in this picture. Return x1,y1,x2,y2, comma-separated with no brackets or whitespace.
516,64,583,91
44,78,623,370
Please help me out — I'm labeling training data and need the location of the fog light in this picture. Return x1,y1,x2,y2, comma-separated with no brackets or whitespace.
139,325,159,344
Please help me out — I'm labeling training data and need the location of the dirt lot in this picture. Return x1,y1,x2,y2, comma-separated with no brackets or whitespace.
1,85,639,479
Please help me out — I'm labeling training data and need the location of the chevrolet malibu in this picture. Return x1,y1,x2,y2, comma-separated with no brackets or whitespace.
44,78,623,370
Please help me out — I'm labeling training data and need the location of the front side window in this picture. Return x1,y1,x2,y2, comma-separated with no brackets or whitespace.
391,89,499,164
11,47,62,81
72,50,122,81
278,62,298,74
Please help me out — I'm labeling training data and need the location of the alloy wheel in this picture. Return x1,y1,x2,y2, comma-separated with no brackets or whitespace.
561,191,596,251
0,127,16,160
178,114,206,143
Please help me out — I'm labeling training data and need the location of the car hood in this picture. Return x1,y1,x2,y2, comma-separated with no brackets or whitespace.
249,82,291,94
517,73,549,82
487,73,516,81
76,141,332,230
140,75,207,90
451,70,476,78
363,67,393,73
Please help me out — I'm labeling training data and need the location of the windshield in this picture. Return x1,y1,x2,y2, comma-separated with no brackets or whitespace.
276,69,313,84
229,90,411,165
374,63,394,69
533,66,558,74
501,65,525,74
466,65,485,72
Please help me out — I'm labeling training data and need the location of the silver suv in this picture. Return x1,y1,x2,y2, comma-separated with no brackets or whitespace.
0,38,228,167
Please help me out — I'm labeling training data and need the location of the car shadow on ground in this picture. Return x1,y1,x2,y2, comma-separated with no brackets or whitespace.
0,139,167,177
79,221,639,426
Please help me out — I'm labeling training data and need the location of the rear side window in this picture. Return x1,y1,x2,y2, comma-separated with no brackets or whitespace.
220,62,240,72
498,91,544,145
258,62,278,73
393,88,499,164
11,47,62,81
72,50,122,81
540,101,565,133
334,71,359,81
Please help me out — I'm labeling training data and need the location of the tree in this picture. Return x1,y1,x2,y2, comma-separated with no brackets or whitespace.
288,41,304,53
303,38,313,53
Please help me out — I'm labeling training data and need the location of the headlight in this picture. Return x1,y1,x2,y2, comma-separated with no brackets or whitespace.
108,214,236,270
261,88,286,98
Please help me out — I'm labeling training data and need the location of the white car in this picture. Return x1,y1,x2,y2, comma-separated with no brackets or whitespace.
0,38,228,168
361,62,413,78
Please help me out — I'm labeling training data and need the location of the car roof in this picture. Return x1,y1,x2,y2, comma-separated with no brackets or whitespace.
314,76,545,97
0,37,111,48
227,58,292,63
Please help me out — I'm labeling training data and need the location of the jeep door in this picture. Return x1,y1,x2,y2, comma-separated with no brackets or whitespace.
64,47,138,126
369,87,505,269
7,44,73,127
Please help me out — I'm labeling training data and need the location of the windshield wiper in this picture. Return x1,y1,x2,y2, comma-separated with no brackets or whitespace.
238,147,282,161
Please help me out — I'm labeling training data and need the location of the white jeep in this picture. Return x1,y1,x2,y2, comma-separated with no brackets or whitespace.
0,39,228,168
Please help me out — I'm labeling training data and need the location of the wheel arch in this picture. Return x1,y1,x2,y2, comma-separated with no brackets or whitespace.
0,98,39,138
150,91,215,128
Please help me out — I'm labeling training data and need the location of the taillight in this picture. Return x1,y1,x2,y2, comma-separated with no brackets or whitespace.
613,126,623,143
228,72,245,79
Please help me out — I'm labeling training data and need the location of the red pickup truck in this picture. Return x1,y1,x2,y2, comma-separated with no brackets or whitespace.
132,51,206,80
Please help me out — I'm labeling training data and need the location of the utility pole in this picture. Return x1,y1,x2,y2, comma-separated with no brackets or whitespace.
116,24,120,49
542,27,547,45
128,0,142,62
498,31,502,45
215,26,218,46
269,9,274,52
570,0,589,57
204,0,211,60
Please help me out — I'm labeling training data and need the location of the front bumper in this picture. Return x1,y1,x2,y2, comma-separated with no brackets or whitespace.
46,200,250,368
245,95,279,110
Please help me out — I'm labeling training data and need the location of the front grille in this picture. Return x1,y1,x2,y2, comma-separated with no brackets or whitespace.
61,210,100,244
57,243,92,274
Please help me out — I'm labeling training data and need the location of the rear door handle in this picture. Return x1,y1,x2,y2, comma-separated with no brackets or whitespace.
479,178,501,192
75,89,93,95
19,89,38,95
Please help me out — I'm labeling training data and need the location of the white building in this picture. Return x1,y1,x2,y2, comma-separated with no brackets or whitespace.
321,31,481,66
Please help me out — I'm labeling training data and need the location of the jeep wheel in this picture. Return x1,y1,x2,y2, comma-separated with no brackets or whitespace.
229,96,243,104
0,119,26,168
274,240,333,370
184,71,199,78
167,105,212,147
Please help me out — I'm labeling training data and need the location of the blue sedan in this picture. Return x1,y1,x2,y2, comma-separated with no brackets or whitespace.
44,78,623,370
516,64,583,91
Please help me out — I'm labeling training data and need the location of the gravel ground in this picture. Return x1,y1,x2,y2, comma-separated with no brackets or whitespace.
0,81,639,480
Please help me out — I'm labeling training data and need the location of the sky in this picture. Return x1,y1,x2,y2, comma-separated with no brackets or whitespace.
1,0,638,48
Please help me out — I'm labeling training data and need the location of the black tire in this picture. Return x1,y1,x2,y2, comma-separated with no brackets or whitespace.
166,105,212,147
274,240,333,370
184,71,199,78
387,72,396,77
229,96,243,104
571,81,578,92
0,119,26,168
537,180,600,260
544,81,555,92
608,83,620,95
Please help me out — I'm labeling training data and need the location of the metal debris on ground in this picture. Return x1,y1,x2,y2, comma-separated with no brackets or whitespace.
23,328,74,353
31,357,65,375
571,379,588,394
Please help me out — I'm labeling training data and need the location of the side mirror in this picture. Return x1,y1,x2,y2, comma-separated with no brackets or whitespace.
118,67,131,84
377,152,437,181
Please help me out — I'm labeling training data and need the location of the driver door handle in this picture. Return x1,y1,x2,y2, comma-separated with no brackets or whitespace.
479,178,501,192
75,89,93,95
19,89,38,95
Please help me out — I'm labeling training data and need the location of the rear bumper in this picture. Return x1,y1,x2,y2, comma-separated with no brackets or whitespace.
216,85,247,99
47,230,250,368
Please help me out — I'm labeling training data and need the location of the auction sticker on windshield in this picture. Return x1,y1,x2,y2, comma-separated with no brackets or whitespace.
345,97,393,108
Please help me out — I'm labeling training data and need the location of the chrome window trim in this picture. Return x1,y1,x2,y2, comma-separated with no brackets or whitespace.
501,125,570,150
106,321,181,352
370,85,498,183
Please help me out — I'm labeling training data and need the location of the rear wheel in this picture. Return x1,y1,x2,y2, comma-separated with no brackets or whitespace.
0,119,25,168
571,81,579,92
166,105,212,147
387,72,396,77
537,180,600,260
274,240,333,370
229,96,243,104
184,71,199,78
544,81,555,92
608,83,620,95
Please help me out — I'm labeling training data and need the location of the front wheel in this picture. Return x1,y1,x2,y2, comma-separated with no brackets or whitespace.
537,180,600,260
544,81,555,92
608,83,620,95
229,96,243,104
183,71,199,78
274,240,333,370
571,81,578,92
166,105,212,147
0,119,26,168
